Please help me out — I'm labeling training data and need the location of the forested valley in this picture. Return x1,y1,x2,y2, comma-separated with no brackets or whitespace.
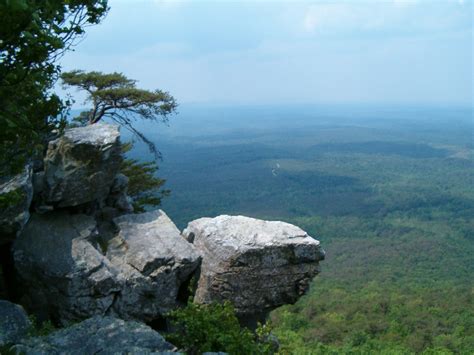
129,104,474,354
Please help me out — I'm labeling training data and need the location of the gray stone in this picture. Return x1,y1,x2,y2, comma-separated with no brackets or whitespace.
13,209,201,325
107,210,201,321
0,300,31,347
43,123,121,207
13,212,120,325
110,173,129,193
12,316,178,354
105,173,134,213
0,164,33,245
182,215,325,321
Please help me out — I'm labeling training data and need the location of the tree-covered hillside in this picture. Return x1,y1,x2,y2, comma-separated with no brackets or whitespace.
130,104,473,354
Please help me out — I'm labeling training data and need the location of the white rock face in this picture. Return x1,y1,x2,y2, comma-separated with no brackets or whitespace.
43,123,122,207
183,215,325,322
107,210,202,321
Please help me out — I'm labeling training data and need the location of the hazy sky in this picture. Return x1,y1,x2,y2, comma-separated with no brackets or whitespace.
60,0,473,106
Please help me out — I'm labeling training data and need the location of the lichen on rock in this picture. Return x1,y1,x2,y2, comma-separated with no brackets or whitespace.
42,123,122,208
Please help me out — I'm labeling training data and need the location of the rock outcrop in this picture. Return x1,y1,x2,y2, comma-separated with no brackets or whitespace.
13,210,201,325
13,212,120,324
11,316,177,354
2,120,325,347
183,215,325,324
0,300,31,347
108,210,202,321
42,123,121,208
0,164,33,245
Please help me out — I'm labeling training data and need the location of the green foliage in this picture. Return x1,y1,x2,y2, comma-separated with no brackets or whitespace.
0,188,25,210
61,70,177,159
0,0,108,176
0,345,17,355
0,317,56,354
151,111,473,354
27,315,55,337
120,142,169,212
166,301,274,355
272,281,474,354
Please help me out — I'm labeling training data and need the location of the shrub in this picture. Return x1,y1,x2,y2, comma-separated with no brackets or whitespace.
166,300,274,355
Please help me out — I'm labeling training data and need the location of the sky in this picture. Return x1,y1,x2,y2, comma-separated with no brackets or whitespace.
60,0,473,107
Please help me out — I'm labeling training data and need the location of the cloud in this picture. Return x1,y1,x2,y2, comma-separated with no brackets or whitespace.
151,0,183,8
392,0,419,8
301,1,471,36
303,4,365,33
302,2,405,35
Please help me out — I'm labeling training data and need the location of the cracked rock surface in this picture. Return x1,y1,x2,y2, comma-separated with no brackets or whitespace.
107,209,202,321
13,210,201,325
42,123,121,207
183,215,325,322
13,212,120,325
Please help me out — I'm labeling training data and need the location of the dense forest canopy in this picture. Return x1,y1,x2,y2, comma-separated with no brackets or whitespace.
129,104,473,354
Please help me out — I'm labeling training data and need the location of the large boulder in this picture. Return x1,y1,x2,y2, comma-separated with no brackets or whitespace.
0,300,31,347
183,215,325,324
13,212,120,324
42,123,121,207
11,316,178,354
107,210,202,321
13,210,201,325
0,164,33,245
